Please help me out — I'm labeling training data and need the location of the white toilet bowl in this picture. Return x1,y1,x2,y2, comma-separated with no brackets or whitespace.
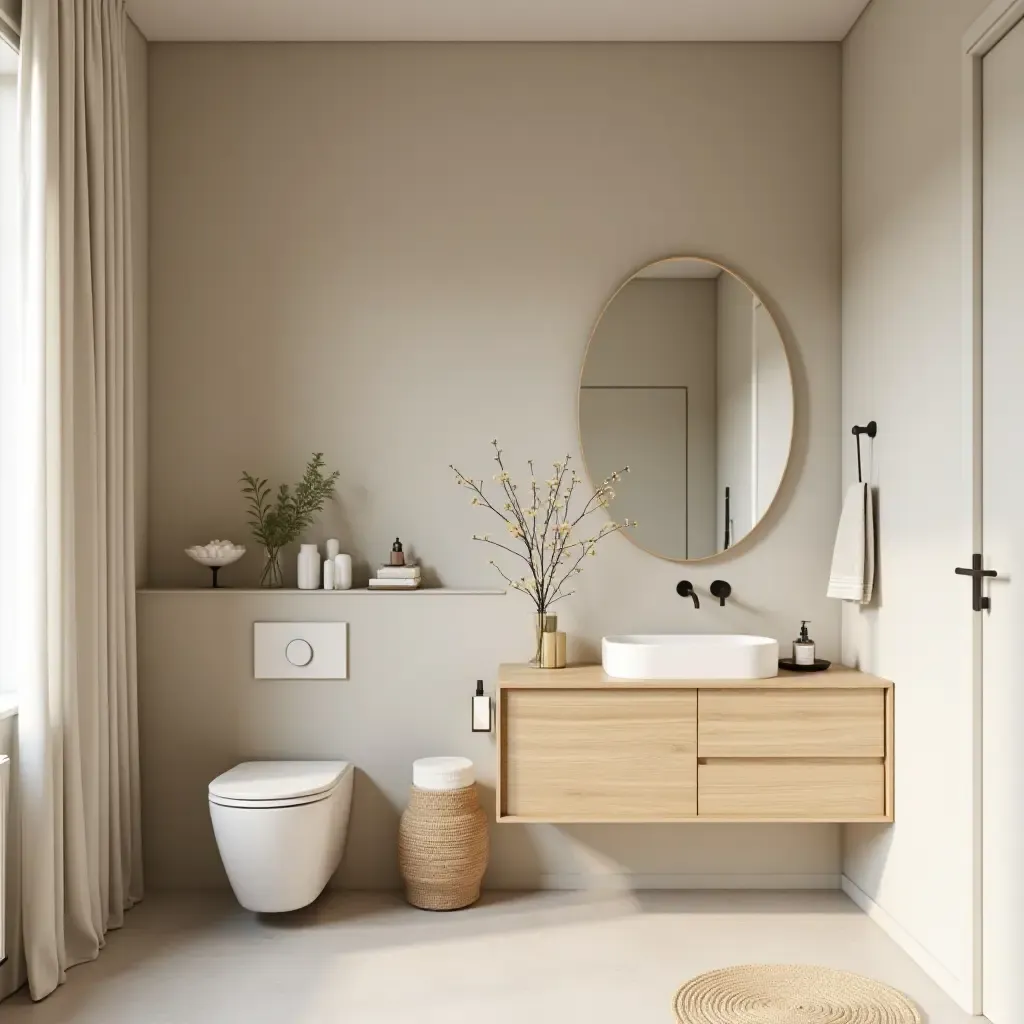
209,760,354,912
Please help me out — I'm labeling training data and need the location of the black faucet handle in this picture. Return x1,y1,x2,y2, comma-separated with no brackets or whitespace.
710,580,732,607
676,580,700,609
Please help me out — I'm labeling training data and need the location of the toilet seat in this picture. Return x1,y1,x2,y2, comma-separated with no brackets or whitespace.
208,760,351,809
209,759,355,913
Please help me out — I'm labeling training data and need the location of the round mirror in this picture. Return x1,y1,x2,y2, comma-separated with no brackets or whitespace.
579,257,793,562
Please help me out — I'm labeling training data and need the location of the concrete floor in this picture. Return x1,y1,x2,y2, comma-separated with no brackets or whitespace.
2,890,975,1023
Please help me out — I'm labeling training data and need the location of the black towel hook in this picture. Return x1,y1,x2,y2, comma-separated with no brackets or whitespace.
852,421,877,484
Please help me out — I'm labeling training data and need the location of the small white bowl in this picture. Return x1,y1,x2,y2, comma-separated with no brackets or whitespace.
186,542,246,587
185,545,247,568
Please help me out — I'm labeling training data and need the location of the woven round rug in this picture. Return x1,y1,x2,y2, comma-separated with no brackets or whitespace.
674,965,922,1023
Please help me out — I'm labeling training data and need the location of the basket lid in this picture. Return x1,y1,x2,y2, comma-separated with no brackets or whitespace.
412,756,474,791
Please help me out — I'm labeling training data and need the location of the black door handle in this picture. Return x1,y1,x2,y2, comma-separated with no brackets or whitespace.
955,553,997,611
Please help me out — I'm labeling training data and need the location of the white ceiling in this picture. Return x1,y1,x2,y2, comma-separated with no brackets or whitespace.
127,0,872,43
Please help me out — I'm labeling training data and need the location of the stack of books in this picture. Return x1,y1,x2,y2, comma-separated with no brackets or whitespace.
368,564,421,590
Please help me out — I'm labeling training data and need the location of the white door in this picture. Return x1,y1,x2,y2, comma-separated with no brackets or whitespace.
982,14,1024,1024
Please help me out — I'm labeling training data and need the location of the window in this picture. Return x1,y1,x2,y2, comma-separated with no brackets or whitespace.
0,36,16,702
0,38,15,335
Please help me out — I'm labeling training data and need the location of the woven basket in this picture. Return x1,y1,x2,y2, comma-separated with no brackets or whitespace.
398,784,489,911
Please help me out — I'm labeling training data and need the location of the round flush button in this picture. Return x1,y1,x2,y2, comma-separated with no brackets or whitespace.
285,638,314,667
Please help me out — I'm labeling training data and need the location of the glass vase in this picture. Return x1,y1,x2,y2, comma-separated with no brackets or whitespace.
261,546,284,588
533,610,549,666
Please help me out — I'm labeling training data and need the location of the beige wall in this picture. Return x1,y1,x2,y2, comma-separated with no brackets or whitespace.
145,42,842,890
139,591,842,890
841,0,990,1010
0,0,18,40
582,277,717,559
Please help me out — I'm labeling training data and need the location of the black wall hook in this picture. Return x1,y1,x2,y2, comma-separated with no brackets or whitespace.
852,421,877,483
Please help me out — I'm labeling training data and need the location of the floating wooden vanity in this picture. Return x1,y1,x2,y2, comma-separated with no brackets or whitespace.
496,664,893,824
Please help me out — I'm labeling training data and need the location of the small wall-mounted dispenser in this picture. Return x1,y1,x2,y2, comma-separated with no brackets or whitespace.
472,680,492,733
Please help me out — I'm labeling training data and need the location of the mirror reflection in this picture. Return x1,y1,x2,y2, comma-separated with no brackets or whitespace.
579,257,793,562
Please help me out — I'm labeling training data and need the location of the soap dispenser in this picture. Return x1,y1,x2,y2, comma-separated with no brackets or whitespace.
793,621,816,667
391,537,405,566
472,680,492,733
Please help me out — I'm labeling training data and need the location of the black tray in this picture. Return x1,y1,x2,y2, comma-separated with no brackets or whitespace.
778,658,832,673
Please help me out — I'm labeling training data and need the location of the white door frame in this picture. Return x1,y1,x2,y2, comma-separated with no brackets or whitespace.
962,1,1024,1014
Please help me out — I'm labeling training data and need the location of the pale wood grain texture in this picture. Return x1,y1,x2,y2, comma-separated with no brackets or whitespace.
496,665,894,824
497,663,893,690
698,759,885,818
502,689,697,820
885,684,895,818
697,688,885,758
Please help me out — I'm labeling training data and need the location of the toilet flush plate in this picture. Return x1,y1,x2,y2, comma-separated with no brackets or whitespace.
254,622,349,680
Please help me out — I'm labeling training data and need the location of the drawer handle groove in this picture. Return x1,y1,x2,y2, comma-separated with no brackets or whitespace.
699,757,883,766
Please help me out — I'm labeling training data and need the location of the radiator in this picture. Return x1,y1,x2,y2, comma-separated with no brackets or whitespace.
0,754,7,964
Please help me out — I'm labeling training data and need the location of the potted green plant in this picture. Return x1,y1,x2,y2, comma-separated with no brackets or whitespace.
240,453,340,587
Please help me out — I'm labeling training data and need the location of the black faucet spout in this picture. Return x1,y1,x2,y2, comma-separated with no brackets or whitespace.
676,580,700,609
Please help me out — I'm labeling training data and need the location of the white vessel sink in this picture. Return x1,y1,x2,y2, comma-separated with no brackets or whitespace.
602,634,779,680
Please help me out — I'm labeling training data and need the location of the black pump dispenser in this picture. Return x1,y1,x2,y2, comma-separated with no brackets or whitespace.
793,620,816,666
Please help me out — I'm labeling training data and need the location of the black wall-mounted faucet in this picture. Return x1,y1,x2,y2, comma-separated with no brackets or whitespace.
710,580,732,607
676,581,700,608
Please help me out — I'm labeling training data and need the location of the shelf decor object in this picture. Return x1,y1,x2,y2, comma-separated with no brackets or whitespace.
451,440,633,664
240,452,340,587
398,757,489,911
184,541,246,588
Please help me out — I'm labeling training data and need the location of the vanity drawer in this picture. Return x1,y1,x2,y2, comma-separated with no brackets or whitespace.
698,688,885,758
501,689,697,820
698,759,885,819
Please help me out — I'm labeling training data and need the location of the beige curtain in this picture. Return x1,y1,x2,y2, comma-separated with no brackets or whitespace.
1,0,142,1001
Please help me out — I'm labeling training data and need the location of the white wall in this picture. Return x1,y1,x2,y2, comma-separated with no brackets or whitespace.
145,42,842,890
841,0,991,1010
582,277,717,559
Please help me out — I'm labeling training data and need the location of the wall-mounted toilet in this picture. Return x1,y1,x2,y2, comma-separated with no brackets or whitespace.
209,760,354,912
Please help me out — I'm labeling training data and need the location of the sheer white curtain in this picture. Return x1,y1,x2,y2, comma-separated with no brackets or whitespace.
0,0,142,1001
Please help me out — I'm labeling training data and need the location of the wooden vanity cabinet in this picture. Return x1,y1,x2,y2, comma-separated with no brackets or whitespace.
502,688,697,821
496,664,893,824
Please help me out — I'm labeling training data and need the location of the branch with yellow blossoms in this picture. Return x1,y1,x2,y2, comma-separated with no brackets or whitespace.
451,439,633,613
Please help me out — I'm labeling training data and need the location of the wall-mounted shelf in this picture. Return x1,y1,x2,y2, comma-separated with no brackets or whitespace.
137,587,506,596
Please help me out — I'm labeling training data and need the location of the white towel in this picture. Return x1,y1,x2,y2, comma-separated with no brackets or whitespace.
827,482,875,604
